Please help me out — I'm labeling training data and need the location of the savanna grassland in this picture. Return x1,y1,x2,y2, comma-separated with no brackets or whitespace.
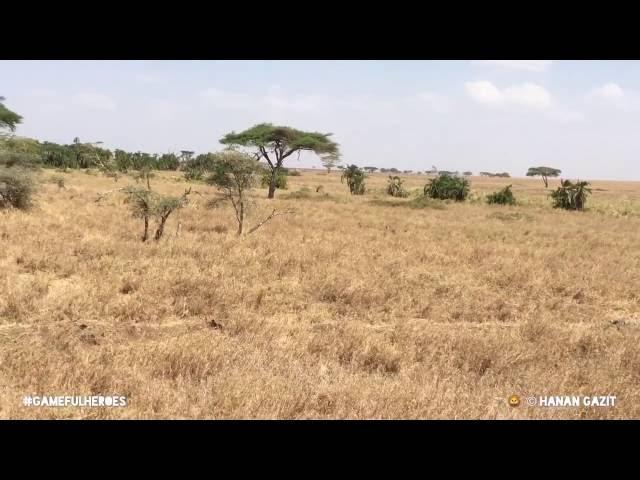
2,168,640,419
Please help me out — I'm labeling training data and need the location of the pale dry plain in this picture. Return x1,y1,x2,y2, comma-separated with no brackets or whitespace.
1,168,640,419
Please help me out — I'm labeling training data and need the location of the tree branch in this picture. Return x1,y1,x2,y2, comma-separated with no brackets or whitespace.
95,187,127,202
260,146,274,169
281,148,299,161
247,208,295,235
228,191,241,224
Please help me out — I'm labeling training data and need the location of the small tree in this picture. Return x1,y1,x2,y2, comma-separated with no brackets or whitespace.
124,186,190,241
321,153,342,174
463,171,473,176
124,187,154,241
0,97,23,132
220,123,339,199
0,168,34,209
135,165,155,190
180,151,195,165
386,176,409,197
363,166,378,173
424,173,469,201
153,192,190,240
527,166,561,188
207,151,293,235
550,179,591,210
486,185,516,205
341,165,366,195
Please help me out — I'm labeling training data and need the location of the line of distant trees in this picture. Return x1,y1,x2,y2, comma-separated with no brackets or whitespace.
0,135,197,172
479,171,511,178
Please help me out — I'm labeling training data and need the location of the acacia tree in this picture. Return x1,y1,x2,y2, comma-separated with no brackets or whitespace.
123,186,190,241
526,166,561,188
0,97,22,132
363,166,378,173
321,153,342,174
207,151,293,235
220,123,340,199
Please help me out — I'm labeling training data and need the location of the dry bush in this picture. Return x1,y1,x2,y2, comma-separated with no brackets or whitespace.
0,168,34,209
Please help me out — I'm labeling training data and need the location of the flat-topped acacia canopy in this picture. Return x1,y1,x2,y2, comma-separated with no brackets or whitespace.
220,123,340,199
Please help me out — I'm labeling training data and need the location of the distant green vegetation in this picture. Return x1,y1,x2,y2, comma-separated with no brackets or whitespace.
386,176,409,198
550,180,591,211
342,165,366,195
487,185,516,205
424,173,469,201
1,135,186,172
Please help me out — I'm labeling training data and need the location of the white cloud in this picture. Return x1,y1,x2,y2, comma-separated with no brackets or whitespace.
465,81,552,110
465,80,582,122
71,92,116,111
592,83,624,99
587,83,627,108
200,88,253,108
471,60,553,72
465,81,504,105
585,83,640,112
503,83,552,110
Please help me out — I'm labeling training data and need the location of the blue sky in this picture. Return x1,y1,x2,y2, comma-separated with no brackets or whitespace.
2,60,640,180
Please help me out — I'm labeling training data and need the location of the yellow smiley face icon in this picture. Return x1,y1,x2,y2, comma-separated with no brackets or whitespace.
508,395,521,407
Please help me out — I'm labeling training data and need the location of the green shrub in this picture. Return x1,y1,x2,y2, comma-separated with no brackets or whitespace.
0,168,35,209
550,179,591,210
260,168,288,190
0,151,40,169
123,186,190,241
424,173,469,201
486,185,516,205
184,168,204,181
386,176,409,198
341,165,366,195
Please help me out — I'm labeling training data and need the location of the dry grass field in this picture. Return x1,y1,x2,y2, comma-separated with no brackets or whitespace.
2,168,640,419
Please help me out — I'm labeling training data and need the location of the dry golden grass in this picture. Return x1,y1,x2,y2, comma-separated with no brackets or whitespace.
2,168,640,419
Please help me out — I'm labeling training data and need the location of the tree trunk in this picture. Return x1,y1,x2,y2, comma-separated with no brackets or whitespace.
237,200,244,235
268,168,277,199
154,215,168,241
142,216,149,242
155,209,176,240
